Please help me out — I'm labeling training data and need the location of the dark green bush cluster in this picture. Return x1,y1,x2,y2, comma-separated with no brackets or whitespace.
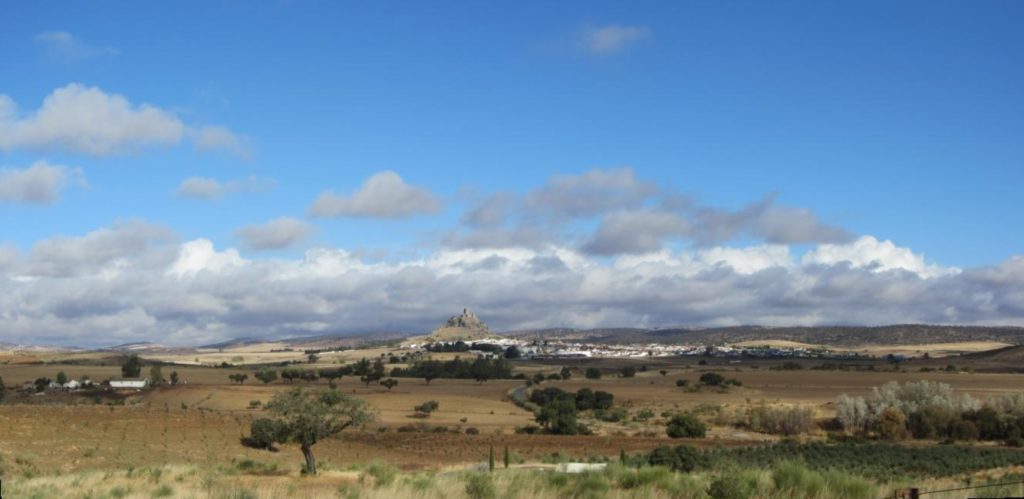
698,372,742,387
527,386,616,435
647,444,703,471
696,442,1024,481
390,357,514,382
666,413,707,438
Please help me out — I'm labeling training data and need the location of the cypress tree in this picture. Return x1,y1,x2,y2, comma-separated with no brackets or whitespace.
503,446,510,469
488,445,495,472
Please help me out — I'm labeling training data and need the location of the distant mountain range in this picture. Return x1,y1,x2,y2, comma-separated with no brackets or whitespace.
9,322,1019,352
0,341,83,352
504,324,1024,347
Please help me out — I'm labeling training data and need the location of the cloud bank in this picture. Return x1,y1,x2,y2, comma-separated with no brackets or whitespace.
0,220,1019,347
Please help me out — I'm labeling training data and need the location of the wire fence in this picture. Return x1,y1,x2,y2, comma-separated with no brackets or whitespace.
891,479,1024,498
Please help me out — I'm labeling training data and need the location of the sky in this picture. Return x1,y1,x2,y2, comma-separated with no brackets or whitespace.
1,1,1023,347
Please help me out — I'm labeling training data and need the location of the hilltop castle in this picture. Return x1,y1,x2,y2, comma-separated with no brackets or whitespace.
429,308,495,341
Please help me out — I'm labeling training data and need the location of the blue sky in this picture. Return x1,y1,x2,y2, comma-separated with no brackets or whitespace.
1,2,1023,345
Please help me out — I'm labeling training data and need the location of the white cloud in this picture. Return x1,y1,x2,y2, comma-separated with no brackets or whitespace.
0,84,246,157
168,239,245,277
25,220,174,277
34,31,117,62
3,219,1021,347
803,235,959,279
581,25,652,55
308,171,442,218
0,161,84,204
175,175,275,200
236,217,313,250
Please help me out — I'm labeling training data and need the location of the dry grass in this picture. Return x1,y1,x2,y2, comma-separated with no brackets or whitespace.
8,461,1024,499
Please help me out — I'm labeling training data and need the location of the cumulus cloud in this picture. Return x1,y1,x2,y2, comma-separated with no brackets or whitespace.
447,169,849,255
174,175,275,200
236,217,314,250
580,25,652,55
34,31,117,62
695,193,851,246
0,161,84,204
308,171,442,218
0,83,247,157
25,220,174,278
525,167,657,219
803,235,959,279
2,218,1020,347
583,209,691,255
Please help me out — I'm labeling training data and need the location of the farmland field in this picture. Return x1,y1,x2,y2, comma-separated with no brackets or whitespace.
3,345,1024,498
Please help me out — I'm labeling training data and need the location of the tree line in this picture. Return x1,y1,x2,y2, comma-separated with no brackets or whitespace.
836,380,1024,446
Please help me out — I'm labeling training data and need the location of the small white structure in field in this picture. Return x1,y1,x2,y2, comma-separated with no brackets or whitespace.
556,463,608,473
110,378,149,389
63,379,81,390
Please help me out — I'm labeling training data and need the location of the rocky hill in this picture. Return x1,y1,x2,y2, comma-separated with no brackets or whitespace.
427,308,497,342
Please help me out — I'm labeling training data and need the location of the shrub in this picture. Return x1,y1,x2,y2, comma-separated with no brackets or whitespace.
635,408,655,421
772,461,826,496
621,366,637,378
465,427,480,435
575,388,595,410
572,472,610,498
364,460,397,487
465,473,496,499
414,400,439,417
747,405,814,436
584,368,601,379
673,444,703,472
700,372,725,386
593,390,614,410
950,420,980,441
675,379,689,388
707,475,753,499
877,408,908,441
595,408,629,422
152,484,174,497
648,446,680,469
667,413,706,438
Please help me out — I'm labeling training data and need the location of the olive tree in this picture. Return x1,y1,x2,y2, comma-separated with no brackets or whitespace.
263,387,376,474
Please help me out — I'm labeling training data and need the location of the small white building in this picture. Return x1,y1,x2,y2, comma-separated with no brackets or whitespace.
63,379,81,390
556,463,608,474
110,378,149,389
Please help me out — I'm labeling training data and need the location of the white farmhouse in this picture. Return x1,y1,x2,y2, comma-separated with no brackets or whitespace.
110,378,149,389
63,379,81,390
